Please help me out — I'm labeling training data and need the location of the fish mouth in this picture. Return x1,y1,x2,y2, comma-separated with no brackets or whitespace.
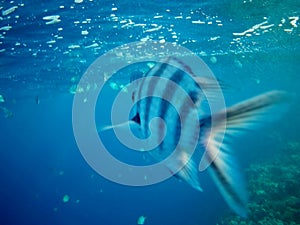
131,112,141,125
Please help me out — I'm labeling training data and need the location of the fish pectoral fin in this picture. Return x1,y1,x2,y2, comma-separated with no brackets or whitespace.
198,90,289,217
99,121,131,132
99,120,143,137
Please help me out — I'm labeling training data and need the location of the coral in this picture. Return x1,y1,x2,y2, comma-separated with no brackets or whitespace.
219,141,300,225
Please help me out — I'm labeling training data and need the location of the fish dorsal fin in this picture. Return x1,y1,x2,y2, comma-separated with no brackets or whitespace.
162,56,224,111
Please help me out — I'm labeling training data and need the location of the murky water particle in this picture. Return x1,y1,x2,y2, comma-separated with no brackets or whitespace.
70,76,78,82
210,36,220,41
144,25,162,33
140,36,150,42
0,95,4,103
43,15,61,25
46,40,56,44
147,62,155,68
0,26,12,31
85,43,99,48
81,30,89,35
210,56,217,64
284,28,293,33
74,0,83,3
109,82,119,90
119,85,128,93
43,15,60,20
174,16,183,19
192,20,205,24
260,24,274,30
68,44,80,49
2,6,18,16
46,19,61,25
234,59,243,68
62,195,70,203
69,85,77,94
289,16,299,28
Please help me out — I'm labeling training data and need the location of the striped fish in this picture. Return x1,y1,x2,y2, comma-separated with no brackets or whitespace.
108,56,288,217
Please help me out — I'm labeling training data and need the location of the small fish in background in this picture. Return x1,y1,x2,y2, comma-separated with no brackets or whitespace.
0,94,13,118
35,95,40,105
137,215,147,225
104,56,289,217
0,106,13,118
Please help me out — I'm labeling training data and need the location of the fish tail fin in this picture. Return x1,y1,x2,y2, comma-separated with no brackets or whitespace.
198,90,289,217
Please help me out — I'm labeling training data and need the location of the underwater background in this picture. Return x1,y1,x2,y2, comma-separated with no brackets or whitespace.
0,0,299,225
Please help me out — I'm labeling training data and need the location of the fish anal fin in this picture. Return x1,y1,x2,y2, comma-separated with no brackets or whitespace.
170,152,203,192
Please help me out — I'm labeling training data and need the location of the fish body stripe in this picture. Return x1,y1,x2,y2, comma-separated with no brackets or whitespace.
140,63,169,135
133,61,200,160
157,69,185,152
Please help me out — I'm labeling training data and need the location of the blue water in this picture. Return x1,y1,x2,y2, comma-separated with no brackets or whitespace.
0,0,299,225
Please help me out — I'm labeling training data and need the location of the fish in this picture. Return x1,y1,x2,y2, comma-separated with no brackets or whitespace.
137,215,147,225
103,56,288,217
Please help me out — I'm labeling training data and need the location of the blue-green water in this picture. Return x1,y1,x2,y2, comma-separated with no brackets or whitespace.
0,0,299,225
